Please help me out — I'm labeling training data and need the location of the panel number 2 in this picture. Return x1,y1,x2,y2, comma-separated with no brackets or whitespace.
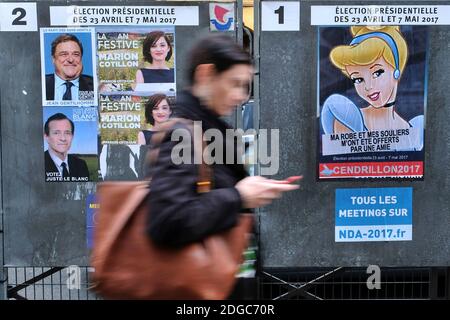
0,3,37,31
12,7,27,25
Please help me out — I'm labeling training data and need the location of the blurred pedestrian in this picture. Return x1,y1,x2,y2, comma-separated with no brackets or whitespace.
146,34,300,298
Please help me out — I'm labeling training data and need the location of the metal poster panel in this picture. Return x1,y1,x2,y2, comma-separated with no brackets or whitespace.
317,25,428,179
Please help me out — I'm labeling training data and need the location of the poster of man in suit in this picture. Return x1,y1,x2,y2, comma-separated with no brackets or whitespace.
40,28,97,106
43,107,98,182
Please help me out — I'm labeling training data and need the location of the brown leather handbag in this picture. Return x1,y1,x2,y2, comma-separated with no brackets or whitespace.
90,119,253,300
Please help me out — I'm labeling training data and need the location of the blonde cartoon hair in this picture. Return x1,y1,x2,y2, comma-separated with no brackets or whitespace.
329,26,408,78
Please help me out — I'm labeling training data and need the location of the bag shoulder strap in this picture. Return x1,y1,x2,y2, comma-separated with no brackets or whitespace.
147,117,212,193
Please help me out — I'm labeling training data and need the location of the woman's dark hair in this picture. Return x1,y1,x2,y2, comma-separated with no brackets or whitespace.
145,93,171,125
142,31,173,64
186,34,252,85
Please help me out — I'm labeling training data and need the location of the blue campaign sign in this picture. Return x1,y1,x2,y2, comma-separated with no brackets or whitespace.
86,193,99,249
335,187,413,242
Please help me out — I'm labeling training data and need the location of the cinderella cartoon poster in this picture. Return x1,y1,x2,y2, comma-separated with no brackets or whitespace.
317,26,427,179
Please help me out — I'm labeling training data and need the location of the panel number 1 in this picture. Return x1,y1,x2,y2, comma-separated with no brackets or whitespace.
274,6,284,24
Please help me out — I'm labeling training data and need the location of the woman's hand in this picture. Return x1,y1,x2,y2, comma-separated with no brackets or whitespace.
235,176,301,209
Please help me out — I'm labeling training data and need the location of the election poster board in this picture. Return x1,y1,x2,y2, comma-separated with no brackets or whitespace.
38,5,194,182
317,25,427,179
335,187,413,242
43,106,98,182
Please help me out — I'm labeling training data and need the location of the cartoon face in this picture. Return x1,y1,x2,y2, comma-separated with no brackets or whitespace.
152,99,171,124
52,40,83,81
150,37,170,63
345,56,398,108
45,119,73,157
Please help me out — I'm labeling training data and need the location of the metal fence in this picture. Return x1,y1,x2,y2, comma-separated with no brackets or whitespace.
6,266,99,300
259,267,450,300
4,266,449,300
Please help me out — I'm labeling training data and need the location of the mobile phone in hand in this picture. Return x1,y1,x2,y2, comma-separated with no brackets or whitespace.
285,175,303,183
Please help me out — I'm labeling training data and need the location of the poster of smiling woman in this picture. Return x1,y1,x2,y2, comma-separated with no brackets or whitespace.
318,26,428,179
97,26,176,145
97,26,176,96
